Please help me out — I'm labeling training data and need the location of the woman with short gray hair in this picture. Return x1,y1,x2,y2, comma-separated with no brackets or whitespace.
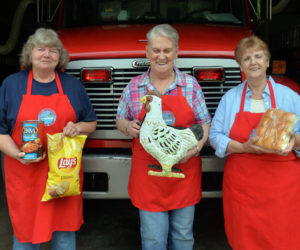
116,24,211,250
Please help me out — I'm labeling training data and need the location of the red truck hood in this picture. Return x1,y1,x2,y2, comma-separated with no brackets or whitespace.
58,24,253,60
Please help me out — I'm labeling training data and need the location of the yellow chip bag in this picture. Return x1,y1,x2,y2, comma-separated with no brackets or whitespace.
42,133,87,201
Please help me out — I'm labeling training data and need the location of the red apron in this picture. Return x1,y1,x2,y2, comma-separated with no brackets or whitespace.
129,87,202,212
223,81,300,249
4,70,84,243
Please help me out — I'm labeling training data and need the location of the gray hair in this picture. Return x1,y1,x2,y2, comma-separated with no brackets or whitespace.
146,24,179,48
20,28,69,70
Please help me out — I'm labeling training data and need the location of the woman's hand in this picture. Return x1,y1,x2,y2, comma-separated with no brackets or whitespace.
178,146,198,164
62,121,80,137
228,137,275,154
0,134,47,165
179,123,209,164
273,131,296,156
179,141,206,164
242,133,295,156
62,120,97,137
242,136,270,154
16,151,46,165
127,120,141,138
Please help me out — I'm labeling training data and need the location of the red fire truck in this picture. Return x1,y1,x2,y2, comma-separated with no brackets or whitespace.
4,0,296,199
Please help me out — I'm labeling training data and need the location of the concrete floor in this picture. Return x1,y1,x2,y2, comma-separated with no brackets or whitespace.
0,170,231,250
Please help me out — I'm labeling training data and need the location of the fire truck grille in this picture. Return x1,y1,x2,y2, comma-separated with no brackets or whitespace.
65,67,241,130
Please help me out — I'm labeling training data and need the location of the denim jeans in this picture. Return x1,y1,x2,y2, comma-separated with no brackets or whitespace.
13,231,76,250
139,205,195,250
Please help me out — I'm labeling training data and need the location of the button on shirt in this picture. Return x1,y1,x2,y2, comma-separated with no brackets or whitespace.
209,76,300,157
116,67,211,125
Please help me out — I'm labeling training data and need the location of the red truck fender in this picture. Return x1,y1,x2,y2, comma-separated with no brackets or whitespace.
271,75,300,94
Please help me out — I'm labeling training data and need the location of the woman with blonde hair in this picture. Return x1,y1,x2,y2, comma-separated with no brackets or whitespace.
0,27,97,249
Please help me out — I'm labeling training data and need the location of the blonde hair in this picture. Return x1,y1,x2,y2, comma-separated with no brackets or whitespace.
20,28,69,70
235,35,271,64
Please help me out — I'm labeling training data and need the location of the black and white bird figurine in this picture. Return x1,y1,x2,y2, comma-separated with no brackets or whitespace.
139,91,203,178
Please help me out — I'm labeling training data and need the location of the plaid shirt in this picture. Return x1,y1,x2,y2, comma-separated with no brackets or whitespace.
116,67,211,125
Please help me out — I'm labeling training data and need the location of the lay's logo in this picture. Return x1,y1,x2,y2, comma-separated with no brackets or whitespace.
58,157,77,169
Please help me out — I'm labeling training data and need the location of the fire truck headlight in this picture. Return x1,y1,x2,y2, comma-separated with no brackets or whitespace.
193,68,224,82
81,68,112,83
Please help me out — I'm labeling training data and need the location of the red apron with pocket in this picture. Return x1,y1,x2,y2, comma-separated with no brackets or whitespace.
4,70,84,243
128,87,202,212
223,81,300,249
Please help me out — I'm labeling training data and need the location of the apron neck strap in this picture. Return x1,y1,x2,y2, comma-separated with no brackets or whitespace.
267,79,276,108
27,70,64,95
239,79,276,112
55,71,64,93
177,86,182,96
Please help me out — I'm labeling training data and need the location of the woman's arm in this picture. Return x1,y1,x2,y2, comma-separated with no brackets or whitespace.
0,134,23,159
116,119,129,136
295,134,300,150
209,95,232,158
197,123,210,151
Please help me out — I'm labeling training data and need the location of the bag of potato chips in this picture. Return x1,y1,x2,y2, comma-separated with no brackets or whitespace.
42,133,87,201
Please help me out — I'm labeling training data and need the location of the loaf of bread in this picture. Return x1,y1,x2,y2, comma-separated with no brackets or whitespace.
255,108,297,151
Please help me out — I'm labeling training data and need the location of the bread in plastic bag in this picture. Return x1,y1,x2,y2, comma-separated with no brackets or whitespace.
255,108,297,151
42,133,87,201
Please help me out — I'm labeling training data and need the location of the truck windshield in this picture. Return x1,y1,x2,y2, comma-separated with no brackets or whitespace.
60,0,248,28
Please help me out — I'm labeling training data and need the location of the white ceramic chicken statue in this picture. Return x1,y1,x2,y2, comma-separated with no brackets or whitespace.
139,91,203,178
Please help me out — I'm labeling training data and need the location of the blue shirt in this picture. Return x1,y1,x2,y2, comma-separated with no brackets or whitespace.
209,76,300,158
0,70,97,135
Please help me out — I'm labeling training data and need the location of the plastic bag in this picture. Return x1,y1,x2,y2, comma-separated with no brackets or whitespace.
41,133,87,201
255,108,297,151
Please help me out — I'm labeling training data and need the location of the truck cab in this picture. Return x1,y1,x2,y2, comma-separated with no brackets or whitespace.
54,0,297,199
